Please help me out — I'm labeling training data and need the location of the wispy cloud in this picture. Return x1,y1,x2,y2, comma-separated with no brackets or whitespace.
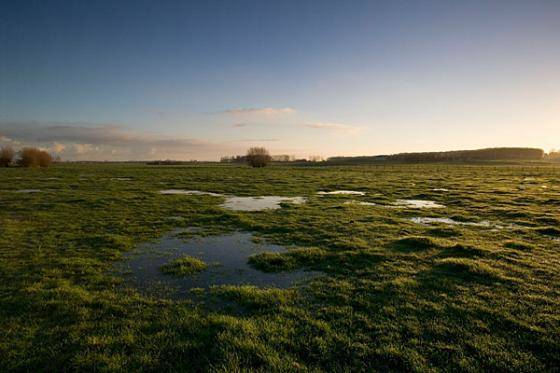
232,138,279,142
220,107,295,116
305,122,362,133
232,123,249,128
0,121,241,161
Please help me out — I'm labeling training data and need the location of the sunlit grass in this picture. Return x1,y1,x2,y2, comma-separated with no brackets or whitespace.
0,162,559,370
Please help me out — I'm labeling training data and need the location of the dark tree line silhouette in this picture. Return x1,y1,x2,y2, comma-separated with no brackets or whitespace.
327,147,545,164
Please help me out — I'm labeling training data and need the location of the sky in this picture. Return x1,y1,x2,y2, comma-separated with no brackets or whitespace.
1,0,559,161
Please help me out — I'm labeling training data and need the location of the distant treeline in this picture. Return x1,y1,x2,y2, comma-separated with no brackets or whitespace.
327,147,545,164
146,160,202,165
546,151,560,161
220,154,322,163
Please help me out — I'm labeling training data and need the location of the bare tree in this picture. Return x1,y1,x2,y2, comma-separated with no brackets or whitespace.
18,147,53,168
0,146,15,167
246,147,272,168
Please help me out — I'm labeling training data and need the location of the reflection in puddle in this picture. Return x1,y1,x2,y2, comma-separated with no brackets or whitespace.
160,189,223,196
116,230,318,299
159,190,306,211
344,200,376,206
317,190,366,196
393,199,445,208
222,196,306,211
15,189,41,193
410,217,491,227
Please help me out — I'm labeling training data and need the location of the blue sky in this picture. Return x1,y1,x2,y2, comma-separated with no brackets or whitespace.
1,0,559,160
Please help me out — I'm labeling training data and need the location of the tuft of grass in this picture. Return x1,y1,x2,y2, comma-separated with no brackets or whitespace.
428,227,461,237
249,247,328,272
434,258,507,282
535,227,560,237
439,244,489,258
211,285,295,310
504,240,535,251
392,236,439,251
160,255,207,276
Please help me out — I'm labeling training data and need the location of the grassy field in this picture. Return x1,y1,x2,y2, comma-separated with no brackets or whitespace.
1,163,559,371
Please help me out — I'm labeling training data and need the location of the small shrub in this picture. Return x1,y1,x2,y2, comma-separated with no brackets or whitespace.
17,147,53,168
246,147,272,168
160,255,207,276
0,146,15,167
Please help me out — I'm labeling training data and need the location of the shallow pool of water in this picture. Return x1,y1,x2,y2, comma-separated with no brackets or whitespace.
393,199,445,208
159,189,223,196
344,200,376,206
317,190,366,196
15,189,41,193
410,217,491,227
221,196,306,211
116,230,318,299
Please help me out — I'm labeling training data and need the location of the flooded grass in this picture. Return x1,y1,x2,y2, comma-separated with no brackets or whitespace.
410,217,492,227
15,189,42,193
221,196,306,211
160,255,208,276
159,189,223,196
2,163,560,371
344,200,376,206
317,190,366,195
116,230,319,299
392,199,446,208
159,190,306,211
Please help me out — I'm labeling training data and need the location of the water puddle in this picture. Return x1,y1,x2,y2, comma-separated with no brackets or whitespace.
160,190,306,211
344,200,376,206
222,196,306,211
432,188,449,192
410,217,491,227
410,217,522,230
116,230,318,299
159,189,223,196
111,177,133,181
317,190,366,196
15,189,41,193
392,199,445,208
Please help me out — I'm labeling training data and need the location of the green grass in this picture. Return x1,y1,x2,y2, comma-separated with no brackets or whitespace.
160,255,208,276
0,162,559,371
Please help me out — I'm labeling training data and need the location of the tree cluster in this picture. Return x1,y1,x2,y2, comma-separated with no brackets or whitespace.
0,146,54,167
327,147,545,164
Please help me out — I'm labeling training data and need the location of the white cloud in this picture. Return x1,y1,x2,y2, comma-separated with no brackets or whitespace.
51,142,66,154
73,143,95,154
